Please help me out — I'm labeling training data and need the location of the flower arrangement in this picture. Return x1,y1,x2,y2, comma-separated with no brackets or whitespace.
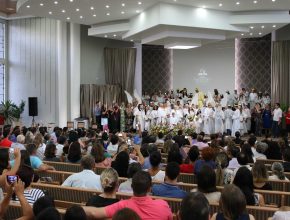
150,124,195,136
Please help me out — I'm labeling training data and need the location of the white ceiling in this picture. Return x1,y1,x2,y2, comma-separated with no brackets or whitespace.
15,0,290,48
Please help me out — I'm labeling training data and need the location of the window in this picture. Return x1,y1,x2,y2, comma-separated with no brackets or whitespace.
0,22,5,102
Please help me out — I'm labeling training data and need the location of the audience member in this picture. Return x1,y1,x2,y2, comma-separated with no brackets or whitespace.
90,142,112,168
241,143,254,163
227,146,240,169
33,133,46,160
211,184,255,220
195,135,208,151
66,142,82,163
86,168,119,207
119,163,142,194
112,151,130,177
152,162,187,198
193,165,221,203
112,208,141,220
255,141,268,160
269,162,289,181
147,151,165,182
252,161,272,190
180,146,199,173
107,134,119,155
56,136,67,158
16,165,45,204
282,148,290,172
233,167,264,206
194,147,216,173
43,143,61,162
179,192,210,220
11,134,26,150
36,207,61,220
215,152,233,185
167,143,183,165
33,196,56,217
62,155,102,190
64,205,87,220
83,171,172,220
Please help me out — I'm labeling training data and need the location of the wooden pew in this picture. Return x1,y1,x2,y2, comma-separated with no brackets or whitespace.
30,183,278,220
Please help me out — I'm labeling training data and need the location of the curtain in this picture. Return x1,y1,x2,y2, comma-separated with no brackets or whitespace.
104,48,136,100
271,41,290,107
80,84,121,121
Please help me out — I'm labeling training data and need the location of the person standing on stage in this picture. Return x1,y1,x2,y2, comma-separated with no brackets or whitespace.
94,101,102,129
272,103,282,138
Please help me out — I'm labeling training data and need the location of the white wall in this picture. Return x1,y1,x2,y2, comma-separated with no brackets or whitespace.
172,40,235,94
80,26,134,85
8,18,58,126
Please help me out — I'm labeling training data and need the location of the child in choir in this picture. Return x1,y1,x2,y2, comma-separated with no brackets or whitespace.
224,105,233,135
214,105,225,134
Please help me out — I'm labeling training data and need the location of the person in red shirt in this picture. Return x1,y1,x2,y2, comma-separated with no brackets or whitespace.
285,107,290,138
83,171,173,220
180,146,199,173
0,125,13,148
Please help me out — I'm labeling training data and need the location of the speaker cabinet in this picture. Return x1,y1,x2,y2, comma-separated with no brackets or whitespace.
28,97,38,116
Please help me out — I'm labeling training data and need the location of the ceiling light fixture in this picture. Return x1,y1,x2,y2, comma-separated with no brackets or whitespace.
273,24,276,28
90,6,94,10
93,14,96,17
250,26,254,29
138,2,142,5
121,11,125,14
62,10,66,13
253,0,258,3
49,11,52,14
261,25,265,28
104,35,108,38
40,3,44,6
106,12,110,16
259,32,262,35
168,46,199,49
66,17,70,20
121,3,125,7
26,5,30,8
76,8,79,11
80,16,83,19
219,3,223,7
136,10,140,13
70,0,73,2
113,34,117,37
54,1,58,5
236,2,240,5
250,33,253,36
106,5,110,8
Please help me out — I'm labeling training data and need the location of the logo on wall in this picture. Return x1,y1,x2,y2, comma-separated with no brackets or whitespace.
194,68,210,84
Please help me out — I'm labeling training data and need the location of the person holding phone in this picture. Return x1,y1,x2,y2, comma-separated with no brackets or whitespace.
0,179,33,220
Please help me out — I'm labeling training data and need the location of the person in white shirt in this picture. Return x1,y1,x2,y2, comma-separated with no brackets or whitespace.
203,104,214,135
249,89,258,109
213,105,224,134
56,136,67,158
11,134,26,150
169,111,179,128
62,155,102,190
254,141,268,160
224,106,233,135
272,103,282,138
107,134,119,156
231,106,241,137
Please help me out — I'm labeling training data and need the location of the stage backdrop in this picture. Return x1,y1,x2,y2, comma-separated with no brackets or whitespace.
142,45,173,94
80,84,121,122
235,35,271,93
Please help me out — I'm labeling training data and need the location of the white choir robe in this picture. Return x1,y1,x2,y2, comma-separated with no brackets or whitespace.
133,110,145,132
224,109,233,132
214,109,225,134
203,107,214,135
169,116,179,128
144,110,153,131
151,110,158,126
175,109,183,121
157,108,167,125
231,109,241,137
243,108,251,132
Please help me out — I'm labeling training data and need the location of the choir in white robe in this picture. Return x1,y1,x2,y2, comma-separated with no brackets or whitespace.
203,107,214,135
214,108,225,134
231,109,241,136
157,107,167,124
133,109,145,131
224,108,233,132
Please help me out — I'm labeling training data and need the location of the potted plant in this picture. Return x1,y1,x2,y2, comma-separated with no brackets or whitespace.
0,100,25,125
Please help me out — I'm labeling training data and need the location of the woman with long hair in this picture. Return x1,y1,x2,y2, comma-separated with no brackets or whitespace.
215,152,233,186
269,162,289,181
252,161,272,190
211,184,255,220
66,142,82,164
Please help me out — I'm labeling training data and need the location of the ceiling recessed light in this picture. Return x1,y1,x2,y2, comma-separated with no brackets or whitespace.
106,5,110,8
66,17,70,20
93,14,96,17
76,8,79,11
90,6,94,10
136,10,140,13
272,0,276,2
40,3,44,6
26,5,30,8
273,25,276,28
130,39,134,42
219,3,223,7
80,16,83,19
241,33,244,36
250,33,253,36
104,35,108,38
54,1,58,5
250,26,254,29
259,32,262,35
121,11,125,14
69,0,73,2
49,11,52,14
113,34,117,37
106,12,110,16
236,2,240,5
62,10,66,13
202,5,206,8
121,3,125,7
261,25,265,28
138,2,142,5
253,0,258,3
